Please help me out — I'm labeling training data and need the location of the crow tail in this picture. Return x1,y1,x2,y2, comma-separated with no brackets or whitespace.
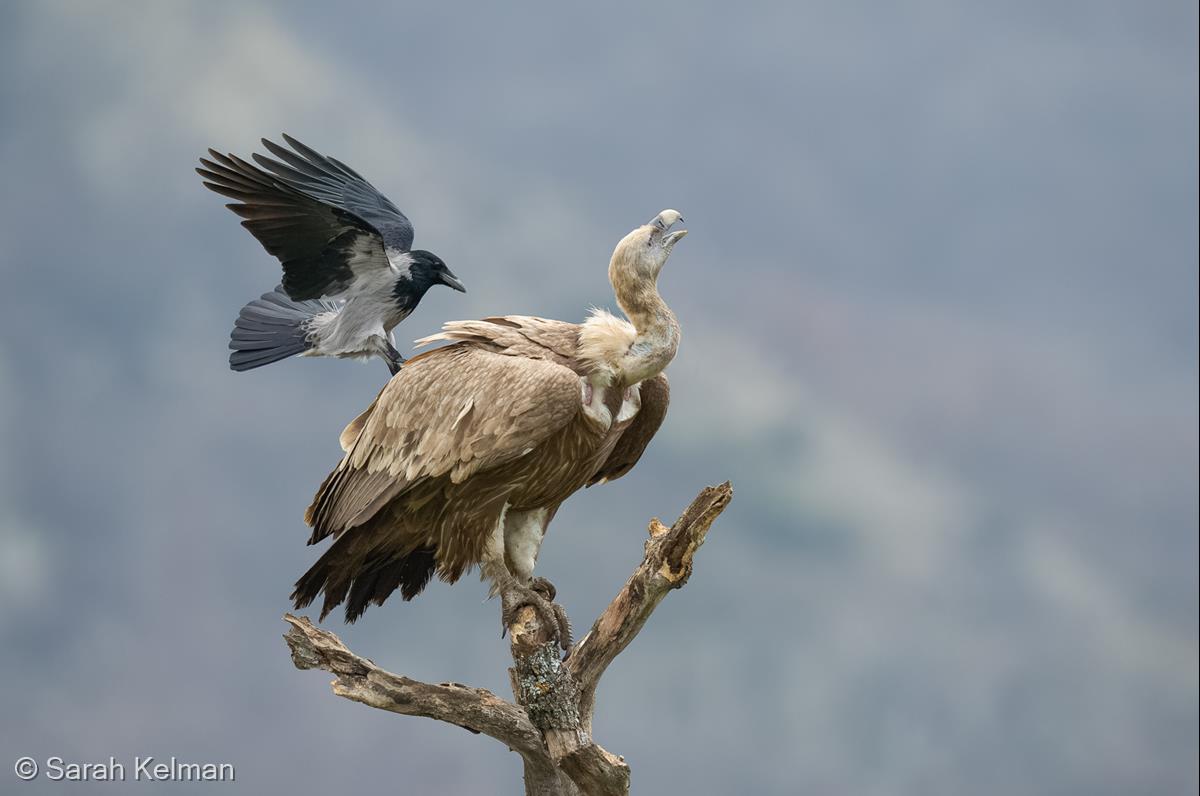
228,286,332,372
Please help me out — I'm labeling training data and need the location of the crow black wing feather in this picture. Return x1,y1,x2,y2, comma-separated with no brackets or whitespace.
254,134,415,253
198,136,411,301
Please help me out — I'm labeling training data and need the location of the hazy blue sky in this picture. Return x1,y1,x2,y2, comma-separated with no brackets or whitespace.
1,1,1196,794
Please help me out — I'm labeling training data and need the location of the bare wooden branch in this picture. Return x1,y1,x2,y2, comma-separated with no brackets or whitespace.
566,481,734,727
282,615,552,770
282,481,733,796
504,607,629,795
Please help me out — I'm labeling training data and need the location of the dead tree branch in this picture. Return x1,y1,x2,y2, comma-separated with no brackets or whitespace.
566,482,734,729
283,481,733,796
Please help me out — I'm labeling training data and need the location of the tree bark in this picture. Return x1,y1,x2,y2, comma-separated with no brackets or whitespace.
283,481,732,795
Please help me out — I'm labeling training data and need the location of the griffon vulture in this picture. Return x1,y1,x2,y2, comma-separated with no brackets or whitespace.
292,210,687,645
197,134,465,374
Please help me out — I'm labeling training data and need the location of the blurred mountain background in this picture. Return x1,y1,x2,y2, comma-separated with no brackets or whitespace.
0,1,1195,793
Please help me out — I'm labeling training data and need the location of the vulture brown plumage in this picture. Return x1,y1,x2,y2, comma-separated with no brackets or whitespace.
292,210,688,641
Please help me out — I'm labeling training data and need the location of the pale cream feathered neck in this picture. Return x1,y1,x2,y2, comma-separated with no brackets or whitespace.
578,282,679,387
578,222,681,385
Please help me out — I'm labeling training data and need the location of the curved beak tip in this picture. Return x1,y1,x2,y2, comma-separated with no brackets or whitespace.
441,273,467,293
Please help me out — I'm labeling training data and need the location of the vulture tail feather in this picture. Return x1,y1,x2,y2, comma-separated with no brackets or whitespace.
292,543,439,623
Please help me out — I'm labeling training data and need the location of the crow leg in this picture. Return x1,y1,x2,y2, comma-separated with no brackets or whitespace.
384,342,406,376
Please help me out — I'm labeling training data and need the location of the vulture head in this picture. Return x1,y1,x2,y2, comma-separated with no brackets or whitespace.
591,209,686,385
609,209,687,293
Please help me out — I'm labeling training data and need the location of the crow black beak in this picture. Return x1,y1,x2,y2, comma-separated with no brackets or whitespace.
439,270,467,293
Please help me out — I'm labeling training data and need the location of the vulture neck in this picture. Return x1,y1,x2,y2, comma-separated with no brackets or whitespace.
613,275,679,386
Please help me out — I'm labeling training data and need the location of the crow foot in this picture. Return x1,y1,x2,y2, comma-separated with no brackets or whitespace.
384,343,406,376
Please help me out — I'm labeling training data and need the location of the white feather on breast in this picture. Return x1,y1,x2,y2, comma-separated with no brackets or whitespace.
312,243,408,358
615,382,642,423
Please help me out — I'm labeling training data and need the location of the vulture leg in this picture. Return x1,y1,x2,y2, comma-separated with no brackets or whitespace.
499,575,573,651
488,505,571,650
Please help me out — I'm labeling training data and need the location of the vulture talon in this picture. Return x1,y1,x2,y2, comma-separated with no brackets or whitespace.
500,578,573,652
529,576,557,602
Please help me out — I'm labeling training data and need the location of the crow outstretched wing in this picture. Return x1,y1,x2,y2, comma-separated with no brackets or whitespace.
198,135,413,301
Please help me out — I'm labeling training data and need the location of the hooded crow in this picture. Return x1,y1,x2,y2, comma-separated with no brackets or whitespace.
198,134,465,374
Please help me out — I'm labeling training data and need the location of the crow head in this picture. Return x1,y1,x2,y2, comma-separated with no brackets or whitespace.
408,250,466,295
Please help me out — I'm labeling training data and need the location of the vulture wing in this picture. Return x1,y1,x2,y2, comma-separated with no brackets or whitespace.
588,373,670,485
306,344,583,543
197,135,408,301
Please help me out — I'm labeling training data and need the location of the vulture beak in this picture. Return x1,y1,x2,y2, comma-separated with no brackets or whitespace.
651,209,687,252
439,269,467,293
652,210,684,232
